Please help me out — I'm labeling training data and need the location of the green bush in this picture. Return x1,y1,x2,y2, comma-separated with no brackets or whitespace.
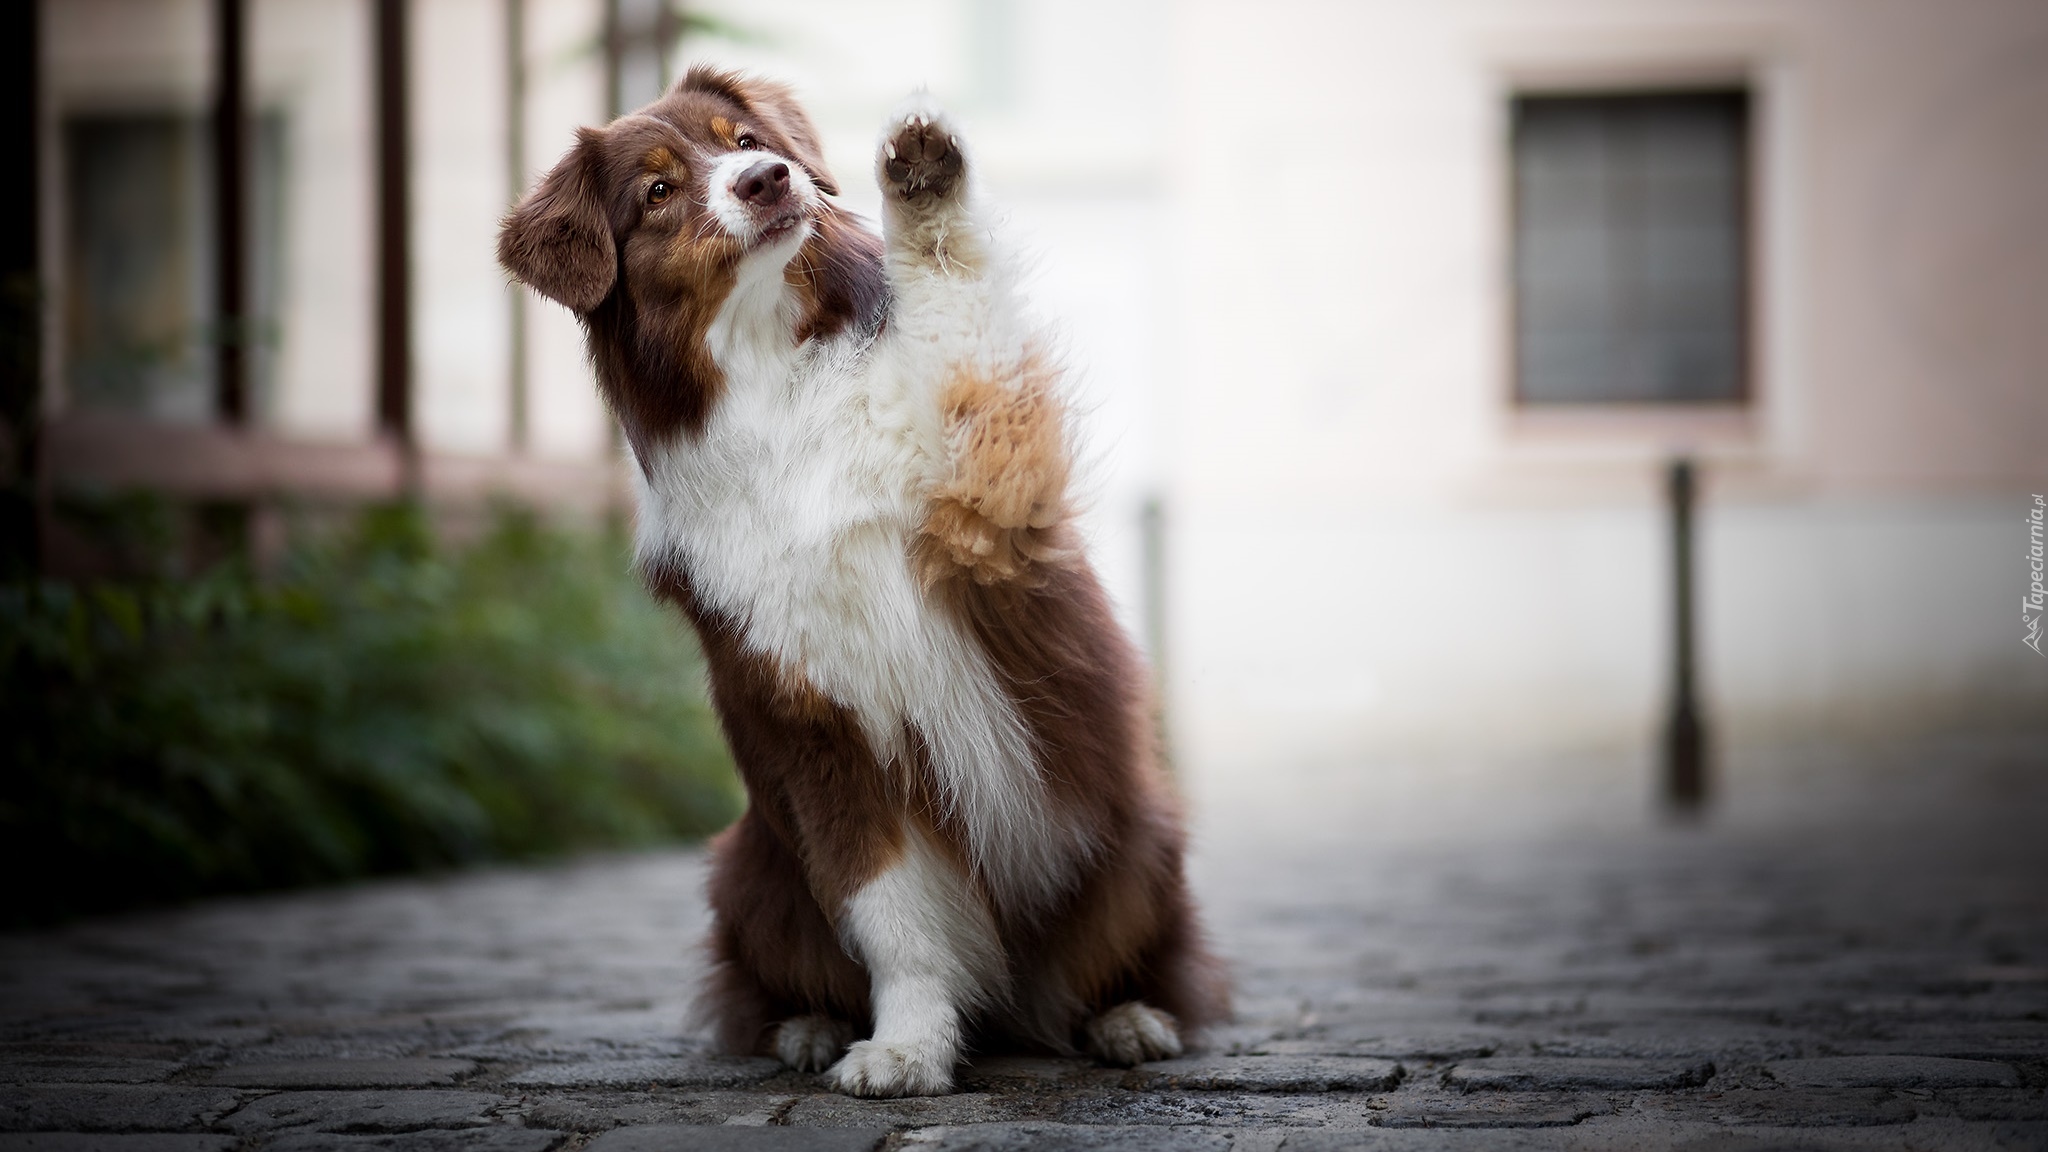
0,503,740,925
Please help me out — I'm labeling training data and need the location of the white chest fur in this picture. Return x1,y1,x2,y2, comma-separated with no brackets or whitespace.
632,243,1075,912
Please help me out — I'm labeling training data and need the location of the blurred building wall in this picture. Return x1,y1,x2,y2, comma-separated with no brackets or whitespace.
683,0,2048,769
1165,0,2048,772
39,0,619,518
35,0,2048,765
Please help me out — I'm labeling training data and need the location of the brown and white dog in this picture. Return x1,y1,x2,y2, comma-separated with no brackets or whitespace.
497,68,1227,1098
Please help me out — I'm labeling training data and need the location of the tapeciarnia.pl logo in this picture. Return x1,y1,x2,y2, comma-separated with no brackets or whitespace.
2028,494,2045,656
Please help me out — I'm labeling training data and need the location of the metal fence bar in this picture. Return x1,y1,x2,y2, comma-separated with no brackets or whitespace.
213,0,247,425
375,0,415,489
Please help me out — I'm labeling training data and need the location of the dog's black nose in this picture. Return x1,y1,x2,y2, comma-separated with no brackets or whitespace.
735,160,790,207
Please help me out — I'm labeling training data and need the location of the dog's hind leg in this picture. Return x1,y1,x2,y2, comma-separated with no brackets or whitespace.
699,808,873,1058
1085,1001,1184,1066
773,1015,855,1072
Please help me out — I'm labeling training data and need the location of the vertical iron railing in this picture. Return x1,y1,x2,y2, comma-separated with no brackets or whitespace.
1,0,39,576
375,0,415,489
212,0,248,425
505,0,528,453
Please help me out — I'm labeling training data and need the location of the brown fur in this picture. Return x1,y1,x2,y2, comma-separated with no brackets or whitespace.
931,539,1229,1046
499,67,1228,1067
649,563,902,1051
915,351,1075,588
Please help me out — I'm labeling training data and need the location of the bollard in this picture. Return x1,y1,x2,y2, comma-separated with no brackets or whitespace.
1664,458,1708,811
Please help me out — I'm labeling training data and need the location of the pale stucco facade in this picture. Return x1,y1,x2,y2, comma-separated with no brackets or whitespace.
39,0,2048,771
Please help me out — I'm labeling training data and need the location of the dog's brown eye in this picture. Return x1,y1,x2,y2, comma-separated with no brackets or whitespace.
648,180,672,205
736,134,758,151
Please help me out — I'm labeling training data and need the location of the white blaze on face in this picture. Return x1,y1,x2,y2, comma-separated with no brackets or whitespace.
698,147,817,384
704,149,818,248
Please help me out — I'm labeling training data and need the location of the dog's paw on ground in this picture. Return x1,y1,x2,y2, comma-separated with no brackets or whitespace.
880,101,966,202
827,1037,955,1097
1086,1001,1184,1066
774,1014,854,1072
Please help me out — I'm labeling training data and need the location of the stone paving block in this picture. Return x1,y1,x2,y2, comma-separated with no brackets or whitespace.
173,1024,282,1046
516,1091,794,1132
1444,1057,1714,1092
583,1126,888,1151
1049,1089,1318,1127
1678,1089,1921,1128
217,1038,425,1064
1649,1118,2048,1152
1128,1057,1404,1093
904,1123,1233,1151
0,1042,188,1085
1369,1091,1610,1130
955,1057,1092,1088
1506,1024,1813,1063
206,1059,479,1088
0,1087,248,1133
219,1090,507,1134
260,1130,567,1152
1765,1057,2021,1090
1246,1037,1500,1062
1835,1032,2048,1062
1261,1131,1564,1151
781,1090,1019,1128
1908,1088,2048,1123
503,1057,782,1089
0,1131,237,1139
0,1060,184,1084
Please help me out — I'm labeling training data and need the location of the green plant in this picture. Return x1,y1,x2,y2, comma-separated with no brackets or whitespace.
0,502,740,924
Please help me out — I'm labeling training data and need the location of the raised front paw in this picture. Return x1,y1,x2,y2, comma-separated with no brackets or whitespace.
880,103,966,203
826,1037,955,1097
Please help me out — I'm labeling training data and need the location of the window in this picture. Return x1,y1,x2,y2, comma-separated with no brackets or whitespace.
1511,90,1749,405
64,112,285,423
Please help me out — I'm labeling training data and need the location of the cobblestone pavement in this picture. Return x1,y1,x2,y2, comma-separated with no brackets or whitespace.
3,728,2046,1150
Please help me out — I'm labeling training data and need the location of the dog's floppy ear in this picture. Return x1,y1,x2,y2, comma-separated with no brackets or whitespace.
684,66,839,197
498,129,615,313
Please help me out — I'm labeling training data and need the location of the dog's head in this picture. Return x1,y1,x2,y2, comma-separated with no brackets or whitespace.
499,67,841,313
498,68,885,445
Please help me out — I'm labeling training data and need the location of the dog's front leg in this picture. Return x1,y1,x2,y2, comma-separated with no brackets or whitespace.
827,826,1004,1097
876,95,989,293
876,98,1073,586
